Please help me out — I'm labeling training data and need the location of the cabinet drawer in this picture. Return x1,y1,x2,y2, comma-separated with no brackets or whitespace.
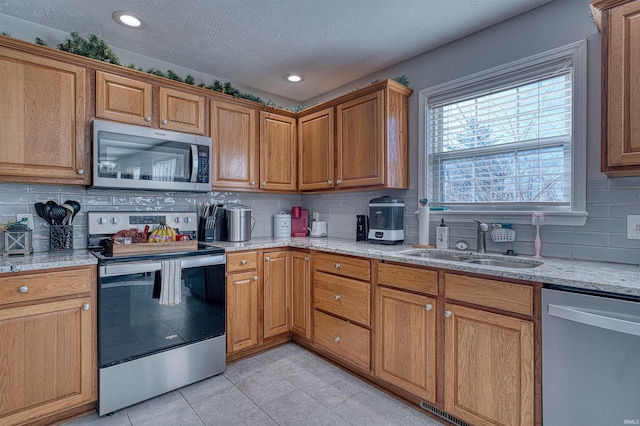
314,271,370,325
444,273,533,316
313,310,370,371
313,253,370,281
226,251,258,272
0,267,93,306
377,263,438,295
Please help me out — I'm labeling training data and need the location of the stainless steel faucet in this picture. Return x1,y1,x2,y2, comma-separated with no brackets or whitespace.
474,220,489,253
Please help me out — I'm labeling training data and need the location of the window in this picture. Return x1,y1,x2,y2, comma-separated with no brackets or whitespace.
419,41,587,226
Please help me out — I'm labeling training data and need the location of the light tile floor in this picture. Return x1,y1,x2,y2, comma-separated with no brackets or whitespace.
65,343,444,426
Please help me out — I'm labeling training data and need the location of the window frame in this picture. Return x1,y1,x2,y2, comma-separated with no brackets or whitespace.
418,40,588,226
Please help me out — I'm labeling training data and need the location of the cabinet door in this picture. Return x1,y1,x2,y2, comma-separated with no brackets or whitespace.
226,271,260,353
298,107,335,190
604,1,640,171
336,90,385,188
211,101,258,190
96,71,152,126
159,87,205,135
290,252,311,338
260,112,297,191
375,287,436,403
0,47,88,184
0,297,95,426
263,252,291,338
444,304,534,426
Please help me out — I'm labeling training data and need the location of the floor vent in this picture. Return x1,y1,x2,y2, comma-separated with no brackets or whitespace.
418,401,470,426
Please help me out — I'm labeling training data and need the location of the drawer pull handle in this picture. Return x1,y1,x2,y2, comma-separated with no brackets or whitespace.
83,303,90,311
162,119,168,125
333,336,340,343
425,304,433,311
335,263,341,269
19,286,28,293
241,260,248,265
334,294,341,301
265,256,270,262
253,276,258,281
444,310,452,318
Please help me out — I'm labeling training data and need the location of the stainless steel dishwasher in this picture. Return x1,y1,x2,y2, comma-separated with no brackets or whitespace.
543,287,640,425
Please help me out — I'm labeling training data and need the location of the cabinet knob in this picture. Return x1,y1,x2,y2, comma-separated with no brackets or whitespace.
336,180,342,185
444,310,452,318
162,119,168,125
262,181,267,187
18,286,28,293
327,180,333,185
145,116,152,122
241,259,248,265
253,276,258,281
83,303,90,311
250,181,256,186
304,257,309,261
265,256,271,262
77,168,84,175
425,304,433,311
333,336,340,343
334,294,341,301
334,263,341,269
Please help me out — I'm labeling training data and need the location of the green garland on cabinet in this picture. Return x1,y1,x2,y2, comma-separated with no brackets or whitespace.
1,31,409,111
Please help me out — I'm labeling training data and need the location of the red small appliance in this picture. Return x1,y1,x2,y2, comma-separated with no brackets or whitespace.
291,206,308,237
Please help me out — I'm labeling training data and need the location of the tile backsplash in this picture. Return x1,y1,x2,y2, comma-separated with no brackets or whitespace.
1,177,640,265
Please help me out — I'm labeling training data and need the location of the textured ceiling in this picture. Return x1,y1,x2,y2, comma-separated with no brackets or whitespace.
0,0,552,102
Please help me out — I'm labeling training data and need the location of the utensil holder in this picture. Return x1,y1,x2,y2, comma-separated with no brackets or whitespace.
50,225,73,251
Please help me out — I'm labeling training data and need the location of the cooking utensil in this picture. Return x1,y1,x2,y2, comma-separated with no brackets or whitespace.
64,200,81,224
49,206,68,225
61,203,75,225
34,202,48,224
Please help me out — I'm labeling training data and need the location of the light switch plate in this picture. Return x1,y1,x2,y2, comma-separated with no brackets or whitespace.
627,215,640,239
15,213,34,231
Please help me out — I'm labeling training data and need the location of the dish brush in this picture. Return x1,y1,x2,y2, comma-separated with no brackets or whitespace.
532,212,544,258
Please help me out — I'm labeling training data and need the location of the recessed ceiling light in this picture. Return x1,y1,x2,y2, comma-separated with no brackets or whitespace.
112,11,146,29
284,74,303,83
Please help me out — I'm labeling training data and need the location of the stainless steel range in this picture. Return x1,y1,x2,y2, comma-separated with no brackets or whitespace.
88,211,226,416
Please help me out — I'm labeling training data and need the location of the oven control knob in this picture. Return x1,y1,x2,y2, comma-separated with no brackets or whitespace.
174,217,181,224
98,217,108,225
110,217,119,225
184,217,192,224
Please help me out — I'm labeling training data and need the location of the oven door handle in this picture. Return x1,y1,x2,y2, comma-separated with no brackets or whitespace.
101,262,162,277
181,254,226,269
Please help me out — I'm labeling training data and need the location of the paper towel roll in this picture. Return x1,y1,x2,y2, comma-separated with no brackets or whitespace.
418,206,430,245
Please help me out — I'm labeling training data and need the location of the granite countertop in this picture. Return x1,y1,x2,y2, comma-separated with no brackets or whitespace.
207,236,640,298
0,250,98,274
2,237,639,298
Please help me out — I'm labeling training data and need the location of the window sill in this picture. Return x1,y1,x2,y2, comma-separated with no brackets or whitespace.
424,210,588,226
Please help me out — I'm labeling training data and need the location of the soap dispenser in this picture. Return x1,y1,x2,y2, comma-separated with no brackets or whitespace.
435,219,449,249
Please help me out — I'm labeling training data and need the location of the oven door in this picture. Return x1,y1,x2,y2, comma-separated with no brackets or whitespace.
98,254,225,368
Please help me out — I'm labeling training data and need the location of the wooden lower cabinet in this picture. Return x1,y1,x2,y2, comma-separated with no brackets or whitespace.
375,286,436,403
444,303,534,426
263,251,290,338
290,251,311,338
226,270,260,353
0,296,95,426
313,310,370,371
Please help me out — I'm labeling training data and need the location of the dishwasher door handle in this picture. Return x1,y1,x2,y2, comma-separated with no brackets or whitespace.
548,304,640,337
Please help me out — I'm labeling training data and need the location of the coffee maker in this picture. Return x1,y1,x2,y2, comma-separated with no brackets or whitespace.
291,206,308,237
368,196,405,244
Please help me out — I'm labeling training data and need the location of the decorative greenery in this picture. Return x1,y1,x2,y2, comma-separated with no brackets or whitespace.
1,31,10,36
372,74,410,87
57,32,121,65
34,37,48,46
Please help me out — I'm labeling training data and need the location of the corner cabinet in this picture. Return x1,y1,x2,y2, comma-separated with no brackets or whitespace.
260,112,297,191
0,266,96,426
593,0,640,176
298,79,412,192
0,43,88,185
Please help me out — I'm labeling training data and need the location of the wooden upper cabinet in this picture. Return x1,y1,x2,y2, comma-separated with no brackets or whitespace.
159,87,205,134
210,100,258,190
260,112,297,191
298,107,335,190
336,90,385,188
595,0,640,175
96,71,152,126
0,45,88,184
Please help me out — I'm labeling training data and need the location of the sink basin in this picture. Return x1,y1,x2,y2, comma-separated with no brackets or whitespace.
465,258,542,269
399,250,542,269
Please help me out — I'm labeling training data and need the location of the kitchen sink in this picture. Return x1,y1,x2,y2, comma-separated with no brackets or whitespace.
399,249,543,269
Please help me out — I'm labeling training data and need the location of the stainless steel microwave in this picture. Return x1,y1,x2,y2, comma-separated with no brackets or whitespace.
93,120,212,192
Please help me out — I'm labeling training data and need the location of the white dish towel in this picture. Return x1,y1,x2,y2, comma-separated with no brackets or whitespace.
159,259,182,306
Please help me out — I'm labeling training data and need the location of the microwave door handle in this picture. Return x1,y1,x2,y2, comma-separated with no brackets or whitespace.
190,144,198,183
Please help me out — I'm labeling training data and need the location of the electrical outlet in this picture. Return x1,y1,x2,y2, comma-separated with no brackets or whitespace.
627,215,640,240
